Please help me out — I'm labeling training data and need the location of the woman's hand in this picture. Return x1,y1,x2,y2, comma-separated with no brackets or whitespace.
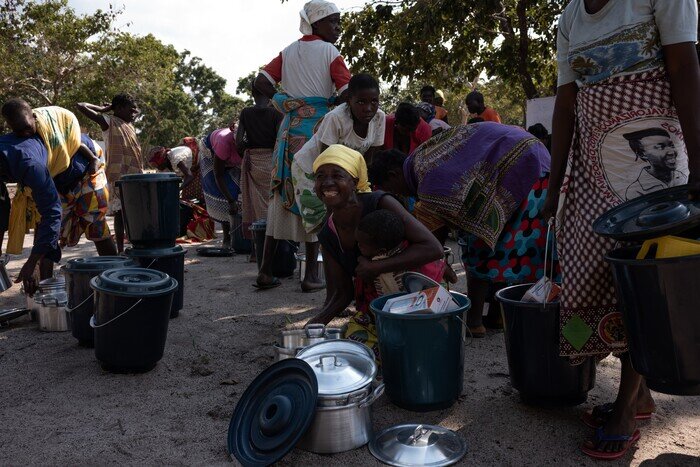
355,256,381,281
15,253,41,295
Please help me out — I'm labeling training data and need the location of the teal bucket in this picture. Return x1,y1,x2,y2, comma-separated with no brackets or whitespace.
370,292,471,412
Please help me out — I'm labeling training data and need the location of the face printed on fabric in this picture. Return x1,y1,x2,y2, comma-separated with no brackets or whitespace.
5,109,36,138
355,228,383,258
113,102,140,123
312,13,341,43
348,88,380,124
314,163,357,208
636,135,678,170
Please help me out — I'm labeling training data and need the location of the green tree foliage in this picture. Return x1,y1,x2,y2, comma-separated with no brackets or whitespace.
338,0,565,101
0,0,241,146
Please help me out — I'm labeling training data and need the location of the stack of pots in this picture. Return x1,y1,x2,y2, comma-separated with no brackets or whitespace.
228,341,383,465
32,276,70,332
274,324,342,360
90,268,178,372
117,173,186,318
593,186,700,395
62,256,135,346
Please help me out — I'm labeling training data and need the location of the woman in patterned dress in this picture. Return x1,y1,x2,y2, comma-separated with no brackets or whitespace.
543,0,700,459
370,123,552,337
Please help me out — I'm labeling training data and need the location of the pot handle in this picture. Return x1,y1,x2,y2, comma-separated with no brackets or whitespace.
40,297,60,307
359,383,385,408
454,315,473,347
305,323,325,338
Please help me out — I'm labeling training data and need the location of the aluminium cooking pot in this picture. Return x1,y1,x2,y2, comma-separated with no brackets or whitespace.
295,340,382,454
35,292,70,332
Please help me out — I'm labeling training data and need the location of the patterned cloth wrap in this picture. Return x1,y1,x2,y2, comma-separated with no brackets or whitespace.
556,69,689,358
270,93,332,215
460,175,560,284
406,123,551,249
199,134,240,223
104,115,142,213
59,167,111,247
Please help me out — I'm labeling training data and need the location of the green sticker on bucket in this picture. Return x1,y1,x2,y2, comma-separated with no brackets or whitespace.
562,314,593,351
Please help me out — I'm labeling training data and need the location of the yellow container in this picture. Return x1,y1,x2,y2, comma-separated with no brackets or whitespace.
637,236,700,260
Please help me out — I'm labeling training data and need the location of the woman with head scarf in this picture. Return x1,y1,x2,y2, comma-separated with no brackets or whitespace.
252,0,352,291
308,144,443,357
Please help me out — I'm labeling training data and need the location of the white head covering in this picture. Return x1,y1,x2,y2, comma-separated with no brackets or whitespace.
299,0,340,35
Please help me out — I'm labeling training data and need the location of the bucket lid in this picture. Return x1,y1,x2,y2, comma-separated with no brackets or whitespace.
369,424,468,467
228,359,317,466
249,219,267,230
593,186,700,241
90,268,177,296
38,276,65,292
295,340,376,396
64,256,136,273
118,173,181,182
124,245,186,258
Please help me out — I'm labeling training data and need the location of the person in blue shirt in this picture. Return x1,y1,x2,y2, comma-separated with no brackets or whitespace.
1,99,116,293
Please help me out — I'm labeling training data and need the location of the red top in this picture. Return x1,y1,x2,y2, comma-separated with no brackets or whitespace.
383,115,433,154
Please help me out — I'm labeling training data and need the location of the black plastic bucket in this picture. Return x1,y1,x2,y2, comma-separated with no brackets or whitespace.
125,246,186,318
63,256,136,347
90,268,177,372
249,219,297,278
370,292,471,412
495,284,596,405
606,247,700,395
116,173,181,249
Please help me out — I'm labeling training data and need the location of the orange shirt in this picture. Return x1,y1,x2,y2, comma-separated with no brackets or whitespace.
478,107,501,123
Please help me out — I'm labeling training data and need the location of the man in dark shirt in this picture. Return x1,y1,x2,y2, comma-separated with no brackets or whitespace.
1,99,116,293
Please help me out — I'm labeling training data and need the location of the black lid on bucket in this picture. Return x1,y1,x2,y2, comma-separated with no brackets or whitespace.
118,173,181,182
64,256,136,274
90,268,178,297
593,186,700,241
124,245,186,258
228,359,318,466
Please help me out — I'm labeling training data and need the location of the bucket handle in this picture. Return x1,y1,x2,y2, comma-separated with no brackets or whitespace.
454,315,473,347
65,292,94,313
541,218,556,310
89,298,143,329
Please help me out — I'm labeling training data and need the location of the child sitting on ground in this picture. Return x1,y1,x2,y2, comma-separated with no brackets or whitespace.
346,209,445,361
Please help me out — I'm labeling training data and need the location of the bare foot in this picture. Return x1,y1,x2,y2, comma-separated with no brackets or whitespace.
301,279,325,293
583,405,638,455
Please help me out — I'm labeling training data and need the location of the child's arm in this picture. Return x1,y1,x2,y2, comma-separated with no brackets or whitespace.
76,102,110,132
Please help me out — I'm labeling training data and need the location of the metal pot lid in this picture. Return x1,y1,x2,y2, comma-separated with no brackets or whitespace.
38,276,65,291
593,186,700,241
402,272,442,293
124,245,186,258
228,359,317,467
90,268,178,297
63,256,136,273
296,340,375,368
296,341,376,396
369,424,468,467
35,291,68,306
118,173,181,182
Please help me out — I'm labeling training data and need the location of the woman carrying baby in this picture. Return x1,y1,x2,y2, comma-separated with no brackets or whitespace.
307,144,443,359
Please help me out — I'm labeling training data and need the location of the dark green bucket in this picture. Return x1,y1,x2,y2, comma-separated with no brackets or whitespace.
370,292,471,412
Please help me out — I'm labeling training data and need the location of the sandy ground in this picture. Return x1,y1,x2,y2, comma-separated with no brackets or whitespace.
1,222,699,466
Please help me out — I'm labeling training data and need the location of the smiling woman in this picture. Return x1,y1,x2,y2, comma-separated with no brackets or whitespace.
308,144,443,360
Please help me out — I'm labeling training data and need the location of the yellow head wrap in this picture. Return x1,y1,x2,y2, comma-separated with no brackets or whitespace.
312,144,371,193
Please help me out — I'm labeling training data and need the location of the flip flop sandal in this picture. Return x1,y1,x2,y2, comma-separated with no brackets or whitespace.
582,403,654,428
252,278,282,290
580,427,641,460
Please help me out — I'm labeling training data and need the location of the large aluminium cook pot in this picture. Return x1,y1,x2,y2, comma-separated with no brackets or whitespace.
35,291,70,332
274,324,344,361
295,340,381,454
